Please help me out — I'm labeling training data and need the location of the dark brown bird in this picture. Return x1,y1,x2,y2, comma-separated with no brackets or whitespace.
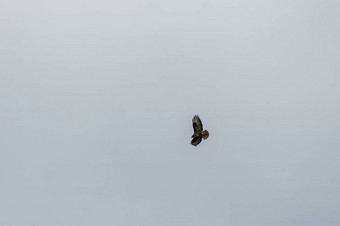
191,115,209,146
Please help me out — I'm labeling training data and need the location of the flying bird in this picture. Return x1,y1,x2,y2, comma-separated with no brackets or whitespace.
191,115,209,146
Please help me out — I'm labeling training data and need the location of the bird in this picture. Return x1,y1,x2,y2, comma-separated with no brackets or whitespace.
191,115,209,146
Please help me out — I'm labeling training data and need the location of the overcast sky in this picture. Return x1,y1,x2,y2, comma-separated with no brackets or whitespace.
1,0,340,225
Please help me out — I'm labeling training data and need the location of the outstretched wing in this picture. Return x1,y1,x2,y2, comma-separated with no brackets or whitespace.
192,115,203,134
191,135,202,146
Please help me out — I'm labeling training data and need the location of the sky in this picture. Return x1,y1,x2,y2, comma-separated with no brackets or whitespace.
1,0,340,225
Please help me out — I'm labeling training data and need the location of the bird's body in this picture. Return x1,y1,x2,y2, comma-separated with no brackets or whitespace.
191,115,209,146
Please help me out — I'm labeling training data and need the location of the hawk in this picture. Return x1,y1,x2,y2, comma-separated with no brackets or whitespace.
191,115,209,146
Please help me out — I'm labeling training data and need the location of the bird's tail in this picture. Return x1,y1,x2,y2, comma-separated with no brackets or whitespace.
202,130,209,140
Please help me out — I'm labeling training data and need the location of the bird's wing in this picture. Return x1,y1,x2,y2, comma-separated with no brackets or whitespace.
191,135,202,146
192,115,203,134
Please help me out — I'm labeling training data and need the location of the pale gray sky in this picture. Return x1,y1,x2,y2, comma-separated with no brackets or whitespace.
1,0,340,225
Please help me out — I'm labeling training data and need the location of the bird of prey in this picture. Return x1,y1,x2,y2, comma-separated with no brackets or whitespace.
191,115,209,146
